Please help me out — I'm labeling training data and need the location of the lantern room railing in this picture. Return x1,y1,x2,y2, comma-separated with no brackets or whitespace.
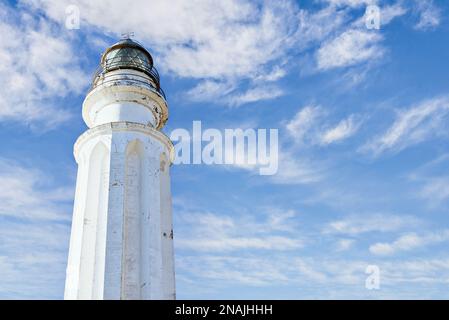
90,64,166,100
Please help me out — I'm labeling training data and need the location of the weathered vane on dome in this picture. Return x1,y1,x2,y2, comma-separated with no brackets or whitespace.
121,31,135,39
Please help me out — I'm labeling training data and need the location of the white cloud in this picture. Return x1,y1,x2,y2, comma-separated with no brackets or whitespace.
295,5,349,50
407,154,449,205
316,29,384,71
184,71,284,108
23,0,305,107
295,258,328,282
274,106,362,185
184,80,235,102
335,239,355,252
323,0,377,8
0,220,70,299
0,3,87,128
286,105,323,141
414,0,441,30
227,86,284,107
177,255,293,287
175,210,302,252
419,177,449,204
151,199,449,298
362,96,449,156
0,158,73,221
23,0,408,107
370,230,449,256
4,0,438,116
380,3,408,25
265,209,298,232
324,214,419,235
320,115,361,145
177,252,449,297
25,0,298,80
349,3,407,28
270,149,325,185
254,66,287,82
286,106,360,146
0,158,73,298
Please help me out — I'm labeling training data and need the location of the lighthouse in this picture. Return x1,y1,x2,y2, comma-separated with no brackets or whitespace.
64,38,175,300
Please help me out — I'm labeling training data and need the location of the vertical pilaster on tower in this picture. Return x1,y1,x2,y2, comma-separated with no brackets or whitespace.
64,38,175,300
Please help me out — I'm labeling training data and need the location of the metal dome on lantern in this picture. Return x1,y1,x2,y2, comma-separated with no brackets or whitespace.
91,34,166,100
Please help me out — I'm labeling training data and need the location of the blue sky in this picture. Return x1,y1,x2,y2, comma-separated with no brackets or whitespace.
1,0,449,299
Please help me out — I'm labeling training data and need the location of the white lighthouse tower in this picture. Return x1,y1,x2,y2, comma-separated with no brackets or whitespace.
64,38,175,300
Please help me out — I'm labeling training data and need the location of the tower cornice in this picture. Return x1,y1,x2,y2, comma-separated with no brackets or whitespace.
73,121,174,164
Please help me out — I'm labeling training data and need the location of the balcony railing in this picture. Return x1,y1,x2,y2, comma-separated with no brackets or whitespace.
90,64,166,100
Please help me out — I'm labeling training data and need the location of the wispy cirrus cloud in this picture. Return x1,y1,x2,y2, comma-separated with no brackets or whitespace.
316,29,384,71
0,158,73,299
408,154,449,205
184,80,236,103
0,220,70,299
335,239,355,252
268,105,362,186
270,148,326,185
286,105,323,142
320,115,362,145
413,0,442,30
175,209,302,252
322,0,377,8
370,230,449,256
361,95,449,156
178,252,449,298
324,214,420,235
286,105,362,146
418,177,449,204
0,158,73,222
227,86,285,107
187,81,285,107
